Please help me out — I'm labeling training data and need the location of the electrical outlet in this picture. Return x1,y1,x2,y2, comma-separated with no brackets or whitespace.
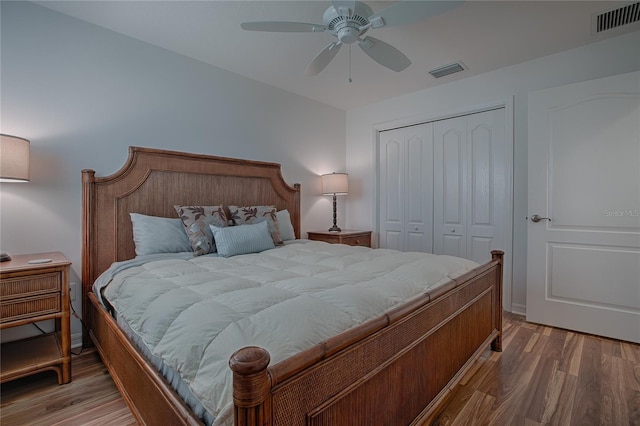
70,282,77,301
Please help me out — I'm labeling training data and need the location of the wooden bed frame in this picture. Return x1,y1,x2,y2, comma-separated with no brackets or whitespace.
82,146,503,426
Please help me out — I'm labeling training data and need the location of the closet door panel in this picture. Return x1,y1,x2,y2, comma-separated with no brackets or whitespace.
467,110,506,264
379,131,405,250
405,126,433,252
379,124,433,252
434,117,467,258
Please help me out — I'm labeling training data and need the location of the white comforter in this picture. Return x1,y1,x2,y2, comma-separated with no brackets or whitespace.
100,241,478,425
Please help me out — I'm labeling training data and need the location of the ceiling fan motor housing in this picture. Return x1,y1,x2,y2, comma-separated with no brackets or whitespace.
324,1,373,44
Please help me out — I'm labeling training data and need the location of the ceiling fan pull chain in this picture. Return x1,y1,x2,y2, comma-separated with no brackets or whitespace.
348,44,353,83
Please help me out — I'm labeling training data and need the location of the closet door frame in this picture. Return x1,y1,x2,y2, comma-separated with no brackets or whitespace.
373,99,514,312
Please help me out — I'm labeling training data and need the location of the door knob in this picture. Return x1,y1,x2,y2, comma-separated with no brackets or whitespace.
530,214,551,223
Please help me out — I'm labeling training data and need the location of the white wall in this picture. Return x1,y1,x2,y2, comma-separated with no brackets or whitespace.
345,30,640,314
0,1,345,345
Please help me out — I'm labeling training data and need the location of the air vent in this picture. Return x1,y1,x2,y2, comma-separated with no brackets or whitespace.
428,62,465,79
594,2,640,33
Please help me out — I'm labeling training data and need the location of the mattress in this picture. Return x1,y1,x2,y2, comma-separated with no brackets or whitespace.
94,241,479,425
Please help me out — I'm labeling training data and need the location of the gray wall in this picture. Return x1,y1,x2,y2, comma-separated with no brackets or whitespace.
0,1,346,345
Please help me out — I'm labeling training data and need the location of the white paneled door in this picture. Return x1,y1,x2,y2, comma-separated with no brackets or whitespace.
379,123,433,252
433,109,507,266
527,71,640,343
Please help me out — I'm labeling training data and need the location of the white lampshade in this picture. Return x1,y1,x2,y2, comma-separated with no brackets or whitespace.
321,173,348,195
0,134,30,182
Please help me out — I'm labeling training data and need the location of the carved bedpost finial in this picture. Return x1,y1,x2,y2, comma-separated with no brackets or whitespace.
229,346,272,425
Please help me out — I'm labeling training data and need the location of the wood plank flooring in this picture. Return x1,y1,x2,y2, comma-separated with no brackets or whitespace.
0,349,136,425
1,312,638,425
427,312,640,425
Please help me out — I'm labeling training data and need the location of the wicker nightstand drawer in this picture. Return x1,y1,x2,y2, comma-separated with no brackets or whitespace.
1,293,61,323
0,272,61,300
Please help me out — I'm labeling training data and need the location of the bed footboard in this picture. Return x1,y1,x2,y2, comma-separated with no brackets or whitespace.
88,292,203,425
231,250,504,426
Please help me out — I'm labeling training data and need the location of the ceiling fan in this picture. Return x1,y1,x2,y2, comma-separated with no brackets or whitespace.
241,1,462,76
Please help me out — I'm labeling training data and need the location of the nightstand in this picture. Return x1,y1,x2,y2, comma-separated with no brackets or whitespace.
0,252,72,385
307,230,372,248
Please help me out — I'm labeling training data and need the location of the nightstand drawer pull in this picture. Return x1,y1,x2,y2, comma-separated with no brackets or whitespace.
1,294,61,323
0,273,61,300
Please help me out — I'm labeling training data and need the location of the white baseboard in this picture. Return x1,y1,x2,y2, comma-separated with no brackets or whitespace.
510,303,526,316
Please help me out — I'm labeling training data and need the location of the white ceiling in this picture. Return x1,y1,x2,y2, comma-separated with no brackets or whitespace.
35,0,639,110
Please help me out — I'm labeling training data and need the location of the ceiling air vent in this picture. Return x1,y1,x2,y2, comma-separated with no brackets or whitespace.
428,62,465,79
594,2,640,33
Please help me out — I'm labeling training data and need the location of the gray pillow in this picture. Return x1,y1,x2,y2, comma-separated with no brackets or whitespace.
276,209,296,241
130,213,192,256
209,221,275,258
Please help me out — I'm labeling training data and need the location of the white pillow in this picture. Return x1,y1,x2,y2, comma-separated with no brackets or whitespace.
276,209,296,241
130,213,192,256
209,221,275,258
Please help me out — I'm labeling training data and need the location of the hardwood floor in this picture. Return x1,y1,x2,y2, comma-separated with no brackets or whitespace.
1,312,638,425
0,349,136,425
427,312,640,426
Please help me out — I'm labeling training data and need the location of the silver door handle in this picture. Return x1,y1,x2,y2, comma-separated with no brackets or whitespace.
530,214,551,223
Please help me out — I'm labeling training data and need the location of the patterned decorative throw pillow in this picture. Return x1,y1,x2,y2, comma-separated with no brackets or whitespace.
174,205,228,256
228,205,283,245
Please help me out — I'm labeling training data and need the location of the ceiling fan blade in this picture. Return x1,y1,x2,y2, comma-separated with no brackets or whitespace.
240,21,326,32
358,36,411,72
332,1,356,16
368,1,463,28
305,42,342,76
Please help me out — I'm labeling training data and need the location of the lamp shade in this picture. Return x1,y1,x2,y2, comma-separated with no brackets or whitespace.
321,173,348,195
0,134,30,182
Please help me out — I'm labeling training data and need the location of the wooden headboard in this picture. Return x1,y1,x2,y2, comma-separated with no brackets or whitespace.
81,147,300,337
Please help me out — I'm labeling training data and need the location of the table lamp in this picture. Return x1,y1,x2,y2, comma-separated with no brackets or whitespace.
1,134,30,261
321,172,348,232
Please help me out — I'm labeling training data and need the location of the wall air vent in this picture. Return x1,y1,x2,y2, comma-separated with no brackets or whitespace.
593,2,640,33
428,62,465,79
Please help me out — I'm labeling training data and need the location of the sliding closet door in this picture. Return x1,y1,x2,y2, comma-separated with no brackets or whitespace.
379,108,507,263
379,124,433,252
433,109,506,264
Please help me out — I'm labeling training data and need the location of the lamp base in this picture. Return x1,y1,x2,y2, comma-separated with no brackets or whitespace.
327,225,342,232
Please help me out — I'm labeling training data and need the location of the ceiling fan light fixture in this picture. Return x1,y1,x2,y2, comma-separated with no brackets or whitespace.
336,24,361,43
